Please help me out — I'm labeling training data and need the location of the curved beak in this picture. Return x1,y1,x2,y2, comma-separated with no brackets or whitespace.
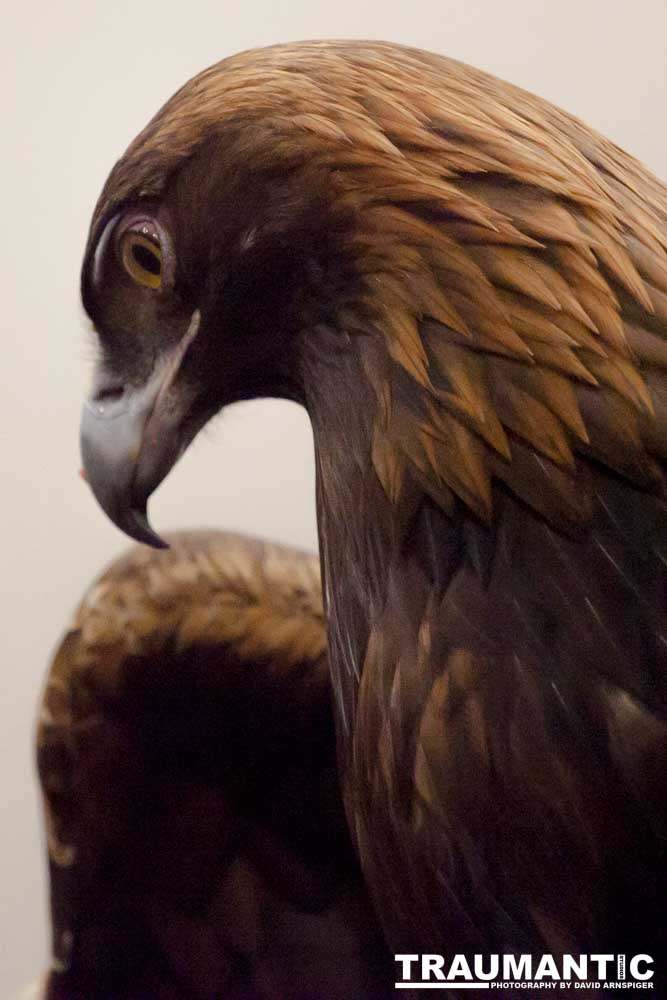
80,311,201,548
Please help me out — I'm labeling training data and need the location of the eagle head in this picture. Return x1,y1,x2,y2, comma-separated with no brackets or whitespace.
80,49,365,545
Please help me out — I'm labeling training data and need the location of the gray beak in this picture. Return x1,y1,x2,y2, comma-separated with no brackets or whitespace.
80,310,201,548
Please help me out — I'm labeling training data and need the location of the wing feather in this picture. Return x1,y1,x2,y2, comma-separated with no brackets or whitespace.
38,532,390,999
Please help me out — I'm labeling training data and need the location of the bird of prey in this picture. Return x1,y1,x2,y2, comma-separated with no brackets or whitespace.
79,41,667,983
37,531,390,998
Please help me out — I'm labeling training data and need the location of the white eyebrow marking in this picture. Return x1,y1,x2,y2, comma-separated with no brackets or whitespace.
91,212,122,289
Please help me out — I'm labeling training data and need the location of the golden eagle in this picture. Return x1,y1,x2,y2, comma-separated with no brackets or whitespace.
38,531,389,998
78,41,667,985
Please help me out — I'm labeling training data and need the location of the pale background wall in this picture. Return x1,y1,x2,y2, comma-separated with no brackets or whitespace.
2,0,666,992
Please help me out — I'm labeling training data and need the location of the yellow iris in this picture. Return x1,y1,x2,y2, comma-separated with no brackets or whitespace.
121,232,162,290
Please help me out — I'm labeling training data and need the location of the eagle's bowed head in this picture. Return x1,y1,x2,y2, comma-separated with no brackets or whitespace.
80,40,667,981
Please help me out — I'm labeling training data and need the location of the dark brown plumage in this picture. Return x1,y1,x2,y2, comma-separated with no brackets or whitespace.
38,531,390,998
78,41,667,988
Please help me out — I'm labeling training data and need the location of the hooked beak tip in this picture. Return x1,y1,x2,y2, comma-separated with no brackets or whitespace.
80,309,202,549
79,415,169,549
123,506,170,550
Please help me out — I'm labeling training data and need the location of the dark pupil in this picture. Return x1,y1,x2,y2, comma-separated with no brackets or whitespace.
132,242,161,275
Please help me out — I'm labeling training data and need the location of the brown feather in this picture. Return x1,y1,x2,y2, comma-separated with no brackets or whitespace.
38,532,391,999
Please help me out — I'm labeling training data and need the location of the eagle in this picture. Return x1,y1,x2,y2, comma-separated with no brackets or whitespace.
37,531,390,998
79,41,667,985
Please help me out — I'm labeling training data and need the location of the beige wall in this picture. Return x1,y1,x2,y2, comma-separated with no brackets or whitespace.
2,0,666,991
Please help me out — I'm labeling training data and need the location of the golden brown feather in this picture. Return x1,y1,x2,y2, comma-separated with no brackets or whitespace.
38,531,390,999
85,38,667,531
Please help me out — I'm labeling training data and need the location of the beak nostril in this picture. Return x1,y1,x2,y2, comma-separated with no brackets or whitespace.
93,384,125,404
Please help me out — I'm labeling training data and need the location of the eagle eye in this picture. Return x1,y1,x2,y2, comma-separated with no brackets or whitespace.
120,227,163,290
